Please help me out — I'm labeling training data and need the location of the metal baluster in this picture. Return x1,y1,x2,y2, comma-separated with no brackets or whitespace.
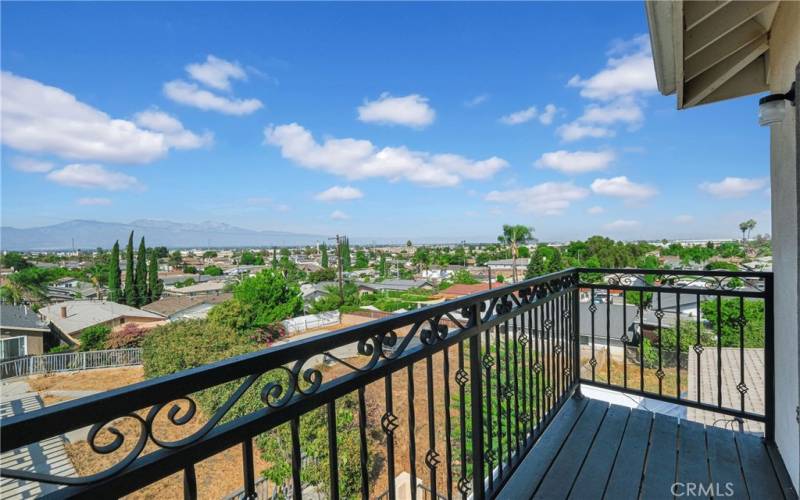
358,387,370,499
606,288,611,384
327,401,340,500
443,346,453,500
242,438,256,500
590,288,596,382
534,304,541,433
738,296,746,413
291,417,301,500
639,290,644,392
519,308,528,441
183,465,197,500
716,295,722,408
695,295,702,405
657,292,663,396
407,365,417,500
494,323,502,475
527,307,535,430
426,355,438,498
512,314,520,457
676,293,681,400
503,318,511,469
457,341,468,499
622,292,628,388
483,325,493,492
385,374,397,500
468,303,485,500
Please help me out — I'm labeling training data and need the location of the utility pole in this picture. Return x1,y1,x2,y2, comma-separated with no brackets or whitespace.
329,235,344,301
486,265,493,289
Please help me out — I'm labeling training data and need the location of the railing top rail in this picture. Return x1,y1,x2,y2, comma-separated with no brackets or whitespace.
0,267,579,452
575,266,773,279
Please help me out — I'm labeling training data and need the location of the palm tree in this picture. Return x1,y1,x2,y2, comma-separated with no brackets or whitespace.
739,221,749,243
746,219,757,240
498,224,534,283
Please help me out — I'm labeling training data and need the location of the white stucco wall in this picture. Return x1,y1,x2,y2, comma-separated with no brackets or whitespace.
767,1,799,490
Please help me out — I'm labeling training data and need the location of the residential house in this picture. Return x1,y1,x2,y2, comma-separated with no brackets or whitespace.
39,300,164,345
142,294,232,321
356,279,433,295
0,304,51,359
46,277,100,302
439,283,492,300
163,281,227,297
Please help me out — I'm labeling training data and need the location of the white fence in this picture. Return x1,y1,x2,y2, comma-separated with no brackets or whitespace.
281,311,340,334
0,348,143,379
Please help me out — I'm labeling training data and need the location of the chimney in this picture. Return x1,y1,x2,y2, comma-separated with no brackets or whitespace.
60,306,67,319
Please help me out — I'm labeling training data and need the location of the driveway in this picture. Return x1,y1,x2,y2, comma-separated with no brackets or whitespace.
0,380,77,499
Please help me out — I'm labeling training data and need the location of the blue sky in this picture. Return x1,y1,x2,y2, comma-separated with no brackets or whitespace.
1,2,771,243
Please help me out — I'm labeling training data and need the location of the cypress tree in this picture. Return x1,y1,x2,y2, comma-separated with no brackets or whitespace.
320,243,328,268
108,241,121,302
271,248,278,268
148,251,162,302
124,231,136,305
135,237,148,306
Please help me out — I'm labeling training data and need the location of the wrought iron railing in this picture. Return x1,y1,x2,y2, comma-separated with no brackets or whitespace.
0,268,773,499
575,267,773,439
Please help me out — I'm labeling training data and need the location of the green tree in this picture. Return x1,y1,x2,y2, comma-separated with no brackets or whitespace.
135,237,148,306
210,270,303,332
1,252,32,270
355,249,368,269
169,250,183,267
701,298,765,347
498,224,534,282
453,269,479,284
153,246,169,258
320,243,329,268
78,324,111,351
203,265,224,276
124,232,135,305
526,245,563,278
239,251,265,266
108,241,122,302
378,252,387,277
148,251,162,302
202,250,218,259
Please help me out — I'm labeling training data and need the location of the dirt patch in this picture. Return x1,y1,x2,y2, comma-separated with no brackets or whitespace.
65,400,269,499
41,395,72,407
29,366,145,393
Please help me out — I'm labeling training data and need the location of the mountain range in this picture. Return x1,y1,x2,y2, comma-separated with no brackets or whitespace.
0,219,329,250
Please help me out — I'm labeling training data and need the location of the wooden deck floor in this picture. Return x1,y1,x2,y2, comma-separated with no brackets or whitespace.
498,396,797,500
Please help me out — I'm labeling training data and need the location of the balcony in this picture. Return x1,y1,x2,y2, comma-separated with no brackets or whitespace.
0,268,796,499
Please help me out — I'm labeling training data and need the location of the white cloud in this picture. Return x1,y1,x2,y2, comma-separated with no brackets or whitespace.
357,93,435,128
265,123,507,187
604,219,641,230
77,197,112,206
556,122,615,142
133,109,213,149
567,35,656,101
46,164,143,191
10,156,54,173
591,176,657,200
186,55,246,91
699,177,768,198
674,214,694,224
485,182,590,215
579,97,643,126
464,94,489,108
315,185,364,202
587,205,605,215
1,72,171,163
534,150,615,174
538,104,558,125
499,106,537,125
164,80,262,115
330,210,349,220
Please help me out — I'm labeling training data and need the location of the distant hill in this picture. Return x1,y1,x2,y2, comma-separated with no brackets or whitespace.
0,219,329,250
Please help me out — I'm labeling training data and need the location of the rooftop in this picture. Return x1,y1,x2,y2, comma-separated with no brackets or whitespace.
0,304,49,331
39,300,163,337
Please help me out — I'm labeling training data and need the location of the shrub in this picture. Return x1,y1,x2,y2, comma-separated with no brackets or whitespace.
78,324,111,351
141,319,370,498
203,265,223,276
48,344,72,354
105,323,147,349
